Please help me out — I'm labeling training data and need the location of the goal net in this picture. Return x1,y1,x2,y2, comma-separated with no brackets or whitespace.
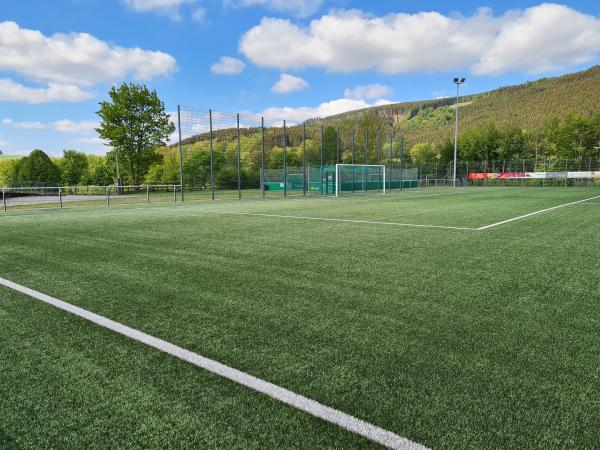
335,164,386,197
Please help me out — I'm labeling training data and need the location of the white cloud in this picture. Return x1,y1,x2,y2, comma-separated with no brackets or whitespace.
261,97,392,123
71,137,107,146
191,7,206,23
122,0,196,20
211,56,246,75
344,84,392,100
2,117,99,134
0,21,176,88
225,0,322,18
53,120,99,134
474,3,600,74
240,9,495,73
271,73,309,93
240,4,600,75
4,119,46,129
0,79,93,104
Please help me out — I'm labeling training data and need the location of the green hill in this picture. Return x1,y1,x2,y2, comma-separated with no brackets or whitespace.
157,66,600,188
325,65,600,147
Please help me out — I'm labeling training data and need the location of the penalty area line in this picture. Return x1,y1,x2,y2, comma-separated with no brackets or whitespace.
0,276,427,450
196,211,477,231
476,194,600,231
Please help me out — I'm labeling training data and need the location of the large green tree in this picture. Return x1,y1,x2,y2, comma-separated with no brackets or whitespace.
96,83,175,185
59,150,89,186
410,143,437,164
14,150,61,186
82,156,113,186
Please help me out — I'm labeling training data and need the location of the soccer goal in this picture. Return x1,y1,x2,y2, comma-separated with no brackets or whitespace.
335,164,386,197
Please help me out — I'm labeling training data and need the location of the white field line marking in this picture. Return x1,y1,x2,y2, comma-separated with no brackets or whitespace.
0,277,427,450
197,211,477,231
476,195,600,231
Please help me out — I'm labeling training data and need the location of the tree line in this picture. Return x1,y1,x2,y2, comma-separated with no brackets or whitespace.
2,80,599,189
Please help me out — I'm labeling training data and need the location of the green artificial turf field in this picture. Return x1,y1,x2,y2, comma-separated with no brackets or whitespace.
1,187,599,449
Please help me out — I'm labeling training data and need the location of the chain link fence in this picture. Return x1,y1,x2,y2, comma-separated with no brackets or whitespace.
177,106,422,199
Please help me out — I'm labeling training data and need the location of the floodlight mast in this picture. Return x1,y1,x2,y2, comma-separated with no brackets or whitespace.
453,77,465,188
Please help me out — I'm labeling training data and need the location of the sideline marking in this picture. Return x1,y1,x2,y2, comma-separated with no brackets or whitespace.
0,276,427,450
195,211,476,231
476,195,600,230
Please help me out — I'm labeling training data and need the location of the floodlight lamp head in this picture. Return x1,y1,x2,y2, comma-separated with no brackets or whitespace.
453,77,466,84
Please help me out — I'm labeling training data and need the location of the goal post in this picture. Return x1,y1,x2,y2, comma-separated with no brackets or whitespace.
335,164,386,197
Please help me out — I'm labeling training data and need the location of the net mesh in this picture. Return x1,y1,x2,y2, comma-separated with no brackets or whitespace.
337,165,385,194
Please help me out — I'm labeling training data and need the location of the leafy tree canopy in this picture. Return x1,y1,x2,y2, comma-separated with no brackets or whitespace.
96,83,175,185
14,150,60,186
60,150,89,186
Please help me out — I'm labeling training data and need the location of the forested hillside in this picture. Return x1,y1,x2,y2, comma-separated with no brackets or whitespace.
327,65,600,147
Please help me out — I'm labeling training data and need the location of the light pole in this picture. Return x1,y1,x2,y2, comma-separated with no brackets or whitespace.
453,77,465,187
115,149,122,195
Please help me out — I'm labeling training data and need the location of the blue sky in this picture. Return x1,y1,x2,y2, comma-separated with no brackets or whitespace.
1,0,600,155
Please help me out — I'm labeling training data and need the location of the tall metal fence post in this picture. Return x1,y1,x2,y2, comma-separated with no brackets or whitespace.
2,188,6,212
565,159,568,187
389,130,393,191
177,105,185,202
59,186,63,209
320,124,324,195
365,131,369,192
261,116,265,198
377,134,381,191
106,187,110,206
336,127,340,164
522,159,525,187
351,129,355,193
377,134,381,165
303,122,307,196
209,109,215,201
147,185,150,204
283,120,287,198
173,185,177,203
399,134,404,190
237,113,241,200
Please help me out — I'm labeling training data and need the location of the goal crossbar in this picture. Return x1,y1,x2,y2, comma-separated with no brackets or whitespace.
335,164,386,197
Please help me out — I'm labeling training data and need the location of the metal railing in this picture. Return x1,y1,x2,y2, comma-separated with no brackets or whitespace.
1,185,182,212
418,178,460,189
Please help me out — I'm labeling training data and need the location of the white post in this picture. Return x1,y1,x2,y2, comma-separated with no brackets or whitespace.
335,164,339,197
